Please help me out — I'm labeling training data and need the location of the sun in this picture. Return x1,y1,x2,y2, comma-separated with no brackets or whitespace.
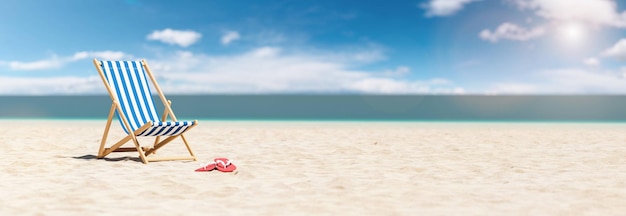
557,22,586,44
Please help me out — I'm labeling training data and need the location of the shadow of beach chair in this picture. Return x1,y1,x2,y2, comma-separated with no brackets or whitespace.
93,59,198,164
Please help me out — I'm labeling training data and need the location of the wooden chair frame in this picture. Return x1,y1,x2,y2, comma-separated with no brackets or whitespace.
93,59,197,164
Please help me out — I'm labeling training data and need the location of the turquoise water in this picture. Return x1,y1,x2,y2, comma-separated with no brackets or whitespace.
2,95,626,122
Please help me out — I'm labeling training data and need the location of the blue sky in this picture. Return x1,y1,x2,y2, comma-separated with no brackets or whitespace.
1,0,626,95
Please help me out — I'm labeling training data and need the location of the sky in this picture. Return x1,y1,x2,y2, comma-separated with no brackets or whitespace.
1,0,626,95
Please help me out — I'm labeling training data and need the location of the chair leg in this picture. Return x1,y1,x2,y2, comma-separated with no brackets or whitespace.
98,121,152,161
98,103,116,158
180,134,197,161
144,135,179,155
131,135,149,164
150,136,161,155
99,132,150,163
143,134,196,161
101,135,133,157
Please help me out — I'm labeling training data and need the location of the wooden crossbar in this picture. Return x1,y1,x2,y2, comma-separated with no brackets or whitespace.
110,147,153,152
147,156,197,162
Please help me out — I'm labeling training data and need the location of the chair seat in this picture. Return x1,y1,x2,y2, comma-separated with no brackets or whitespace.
137,121,196,136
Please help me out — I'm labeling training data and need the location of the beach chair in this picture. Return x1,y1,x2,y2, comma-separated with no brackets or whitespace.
93,59,197,164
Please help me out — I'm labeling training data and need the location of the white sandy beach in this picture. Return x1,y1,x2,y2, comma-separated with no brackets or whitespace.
1,120,626,215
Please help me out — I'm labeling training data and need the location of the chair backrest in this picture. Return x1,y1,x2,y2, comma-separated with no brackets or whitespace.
98,60,160,132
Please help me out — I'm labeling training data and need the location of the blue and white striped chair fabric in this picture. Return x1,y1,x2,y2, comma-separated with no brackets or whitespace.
99,60,195,136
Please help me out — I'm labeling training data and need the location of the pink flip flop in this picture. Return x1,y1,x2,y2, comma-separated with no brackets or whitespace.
214,158,237,172
194,162,217,172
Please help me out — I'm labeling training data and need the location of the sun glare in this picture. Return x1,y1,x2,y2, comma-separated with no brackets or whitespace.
558,23,586,44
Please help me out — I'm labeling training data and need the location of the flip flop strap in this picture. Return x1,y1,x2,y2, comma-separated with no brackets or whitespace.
202,162,216,168
216,160,232,168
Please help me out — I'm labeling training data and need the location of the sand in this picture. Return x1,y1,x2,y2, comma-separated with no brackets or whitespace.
1,120,626,215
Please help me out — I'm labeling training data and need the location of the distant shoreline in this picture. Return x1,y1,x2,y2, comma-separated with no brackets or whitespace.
2,95,626,121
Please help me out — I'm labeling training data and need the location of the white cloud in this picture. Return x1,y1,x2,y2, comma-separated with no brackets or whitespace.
0,47,463,94
4,58,64,70
383,66,411,77
538,69,626,93
0,76,103,95
513,0,626,27
72,51,129,61
254,31,287,44
479,1,626,43
479,22,545,42
603,38,626,60
147,28,202,47
146,47,463,94
250,47,280,58
487,83,539,94
347,78,462,94
620,67,626,79
583,57,600,66
422,0,481,17
0,51,131,71
487,68,626,94
350,49,386,63
221,31,241,45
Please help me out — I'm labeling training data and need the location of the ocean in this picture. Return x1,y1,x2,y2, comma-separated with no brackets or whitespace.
1,95,626,121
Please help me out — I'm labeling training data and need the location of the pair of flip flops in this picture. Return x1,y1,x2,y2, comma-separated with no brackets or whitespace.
195,158,237,172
